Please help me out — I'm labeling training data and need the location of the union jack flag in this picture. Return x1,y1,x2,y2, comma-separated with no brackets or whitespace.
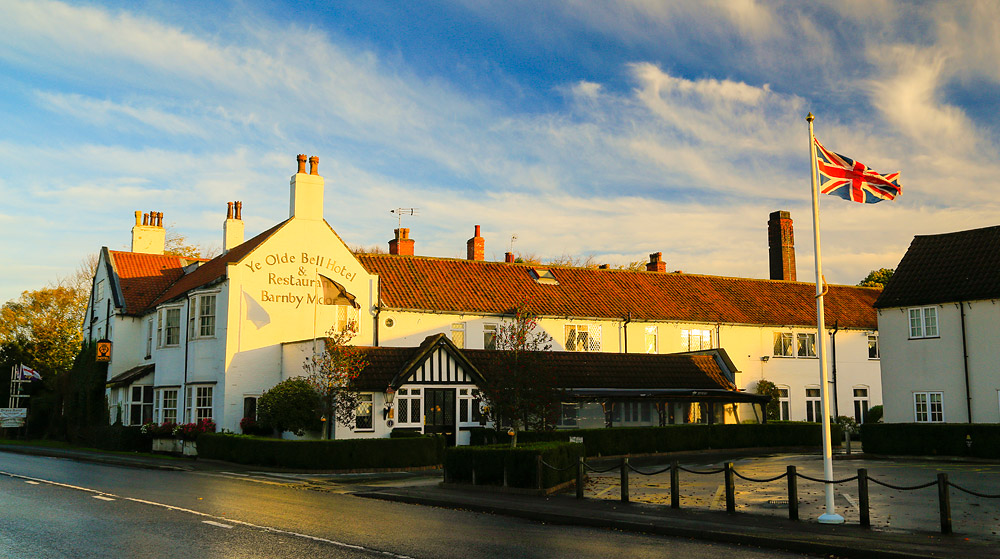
814,137,901,203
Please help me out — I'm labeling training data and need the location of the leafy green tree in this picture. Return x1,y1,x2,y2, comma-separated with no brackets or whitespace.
753,379,782,421
257,377,322,436
302,324,368,439
859,268,894,288
0,286,86,378
478,304,557,447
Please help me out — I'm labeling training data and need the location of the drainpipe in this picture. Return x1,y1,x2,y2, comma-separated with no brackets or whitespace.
623,312,631,353
960,302,972,423
830,320,839,418
181,297,192,423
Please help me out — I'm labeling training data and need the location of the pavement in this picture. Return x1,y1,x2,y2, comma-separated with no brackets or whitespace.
2,441,998,559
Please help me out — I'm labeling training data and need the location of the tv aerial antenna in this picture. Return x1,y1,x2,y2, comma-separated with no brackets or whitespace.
509,234,518,253
390,208,418,229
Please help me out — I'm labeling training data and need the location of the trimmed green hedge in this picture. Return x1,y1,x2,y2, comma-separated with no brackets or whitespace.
444,442,584,489
469,422,842,456
861,423,1000,459
197,433,445,469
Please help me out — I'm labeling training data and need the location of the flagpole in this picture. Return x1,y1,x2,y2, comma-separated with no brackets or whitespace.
808,112,844,524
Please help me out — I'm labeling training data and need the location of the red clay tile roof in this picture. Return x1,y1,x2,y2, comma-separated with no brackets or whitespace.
150,220,289,308
875,225,1000,308
108,251,200,315
358,254,880,329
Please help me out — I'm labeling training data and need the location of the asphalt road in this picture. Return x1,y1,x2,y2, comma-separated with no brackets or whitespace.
586,453,1000,538
0,452,822,559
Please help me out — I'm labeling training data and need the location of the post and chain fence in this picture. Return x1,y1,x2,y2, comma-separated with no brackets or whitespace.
534,457,1000,534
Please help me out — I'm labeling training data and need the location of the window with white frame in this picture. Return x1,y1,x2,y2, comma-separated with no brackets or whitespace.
681,329,712,351
109,389,121,424
483,323,497,350
774,332,816,358
186,385,214,422
155,388,178,424
914,391,943,422
355,393,373,431
773,332,793,356
565,324,601,352
159,307,181,347
805,388,821,422
188,294,216,338
908,307,938,339
644,325,658,354
145,319,153,359
458,388,483,424
129,386,153,426
451,322,466,348
868,334,880,359
853,387,870,423
395,388,422,427
796,333,816,357
557,402,579,427
777,387,790,420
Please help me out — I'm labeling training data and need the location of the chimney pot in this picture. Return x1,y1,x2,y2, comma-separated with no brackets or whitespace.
309,156,319,175
296,154,307,174
505,252,515,263
227,201,234,219
235,201,242,220
768,210,796,281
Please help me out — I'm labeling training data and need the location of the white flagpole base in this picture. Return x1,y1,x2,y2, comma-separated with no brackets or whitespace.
818,512,845,524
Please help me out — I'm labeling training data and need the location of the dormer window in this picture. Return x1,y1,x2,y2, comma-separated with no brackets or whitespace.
530,268,559,285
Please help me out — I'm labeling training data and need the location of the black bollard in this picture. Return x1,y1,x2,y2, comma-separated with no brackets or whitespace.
858,468,870,528
671,461,680,509
787,465,798,521
620,457,630,503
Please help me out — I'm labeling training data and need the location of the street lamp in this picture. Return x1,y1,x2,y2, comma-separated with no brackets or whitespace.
383,387,396,421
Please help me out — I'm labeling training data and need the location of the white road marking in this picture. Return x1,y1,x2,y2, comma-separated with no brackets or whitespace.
0,469,414,559
92,495,115,501
203,520,233,529
841,492,858,511
24,480,39,485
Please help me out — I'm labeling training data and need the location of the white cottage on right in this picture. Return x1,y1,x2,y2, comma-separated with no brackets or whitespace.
875,225,1000,424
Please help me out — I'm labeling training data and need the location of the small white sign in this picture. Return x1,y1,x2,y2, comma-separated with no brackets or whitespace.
569,436,584,444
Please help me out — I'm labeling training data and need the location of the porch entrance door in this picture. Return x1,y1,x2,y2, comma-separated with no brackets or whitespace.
424,388,456,445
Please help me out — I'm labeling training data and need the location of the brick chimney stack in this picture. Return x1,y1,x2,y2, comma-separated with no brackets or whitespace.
768,210,796,281
131,210,166,254
467,225,485,261
646,252,666,273
389,228,415,256
505,252,515,263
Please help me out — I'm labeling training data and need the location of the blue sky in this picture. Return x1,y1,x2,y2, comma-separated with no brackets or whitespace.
2,0,999,302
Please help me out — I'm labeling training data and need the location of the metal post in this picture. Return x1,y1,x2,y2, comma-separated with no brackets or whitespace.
536,455,544,491
670,461,680,509
787,465,798,521
576,456,585,499
724,462,735,513
620,457,630,503
858,468,870,528
938,473,952,534
807,112,844,525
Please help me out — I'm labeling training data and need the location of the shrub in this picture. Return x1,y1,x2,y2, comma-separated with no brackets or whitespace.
239,417,273,437
864,405,883,424
174,419,216,441
468,422,841,457
140,421,177,437
861,423,1000,459
444,442,584,489
197,433,445,469
257,377,322,435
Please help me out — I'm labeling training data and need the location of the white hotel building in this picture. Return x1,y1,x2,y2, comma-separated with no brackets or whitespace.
86,155,881,443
